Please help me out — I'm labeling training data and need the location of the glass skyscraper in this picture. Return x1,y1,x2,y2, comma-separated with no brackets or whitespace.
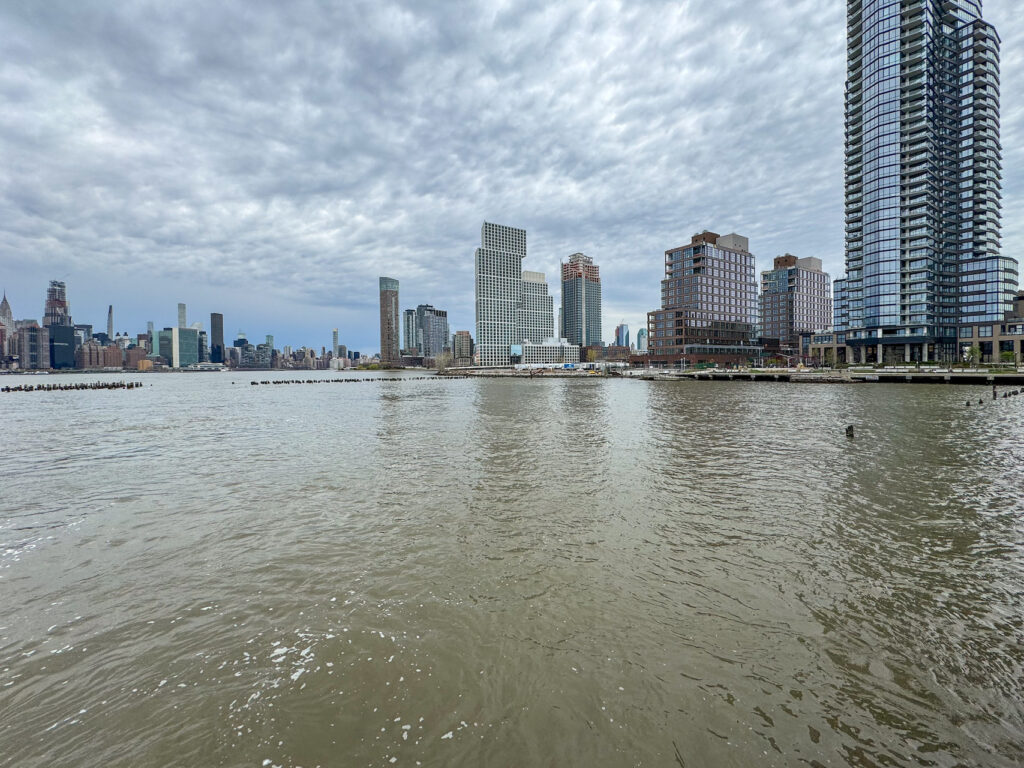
836,0,1017,363
561,252,602,347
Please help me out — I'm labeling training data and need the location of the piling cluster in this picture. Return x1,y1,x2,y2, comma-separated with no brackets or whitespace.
246,376,468,386
1,381,142,393
966,387,1022,406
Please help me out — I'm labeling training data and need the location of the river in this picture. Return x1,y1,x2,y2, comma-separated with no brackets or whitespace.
1,371,1022,766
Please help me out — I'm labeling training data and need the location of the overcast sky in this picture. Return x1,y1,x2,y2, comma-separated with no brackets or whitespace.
2,0,1023,352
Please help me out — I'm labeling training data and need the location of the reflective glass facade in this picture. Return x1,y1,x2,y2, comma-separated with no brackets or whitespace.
561,253,602,348
838,0,1017,360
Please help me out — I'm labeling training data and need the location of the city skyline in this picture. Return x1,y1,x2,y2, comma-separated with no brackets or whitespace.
2,2,1024,351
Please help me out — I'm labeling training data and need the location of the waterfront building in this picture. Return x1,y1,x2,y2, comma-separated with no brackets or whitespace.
834,0,1018,364
561,252,602,347
102,344,123,368
635,327,649,353
646,231,759,367
177,303,187,328
379,277,401,365
171,327,199,368
614,323,630,348
14,323,49,369
518,271,554,344
48,325,75,369
210,313,225,363
403,309,419,354
416,304,450,358
125,347,147,369
518,338,581,365
475,222,527,367
75,340,103,369
255,343,273,368
452,330,474,367
759,255,832,348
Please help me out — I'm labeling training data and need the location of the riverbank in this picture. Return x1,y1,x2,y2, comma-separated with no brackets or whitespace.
648,368,1024,385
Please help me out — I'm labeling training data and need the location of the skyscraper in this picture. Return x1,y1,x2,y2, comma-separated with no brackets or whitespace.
178,303,187,328
210,313,224,363
415,304,450,358
43,281,74,368
106,305,113,339
43,280,71,327
759,255,832,347
171,327,199,368
646,231,758,366
835,0,1017,363
614,323,630,348
332,328,339,359
403,309,419,354
635,327,649,353
561,253,602,347
0,292,12,355
379,277,401,365
475,222,526,367
517,271,554,344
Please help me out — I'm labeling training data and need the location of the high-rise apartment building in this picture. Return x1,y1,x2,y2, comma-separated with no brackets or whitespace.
518,271,554,344
561,253,602,347
403,309,419,354
332,328,339,359
475,222,527,367
452,330,474,367
210,313,224,363
759,255,832,347
835,0,1017,363
647,231,759,366
106,305,113,339
415,304,450,358
379,277,401,365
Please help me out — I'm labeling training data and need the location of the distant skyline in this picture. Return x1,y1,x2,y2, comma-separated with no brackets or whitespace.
2,1,1023,351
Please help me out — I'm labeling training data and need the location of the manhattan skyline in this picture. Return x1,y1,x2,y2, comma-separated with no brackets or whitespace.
2,1,1024,351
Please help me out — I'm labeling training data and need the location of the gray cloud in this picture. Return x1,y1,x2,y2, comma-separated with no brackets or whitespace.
1,0,1022,350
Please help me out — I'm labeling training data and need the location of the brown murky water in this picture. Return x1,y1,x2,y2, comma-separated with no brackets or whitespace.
2,371,1023,767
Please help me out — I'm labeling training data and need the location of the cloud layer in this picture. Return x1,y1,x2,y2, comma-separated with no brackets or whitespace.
1,0,1022,350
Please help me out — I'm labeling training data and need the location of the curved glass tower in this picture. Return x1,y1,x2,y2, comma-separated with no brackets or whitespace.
837,0,1017,363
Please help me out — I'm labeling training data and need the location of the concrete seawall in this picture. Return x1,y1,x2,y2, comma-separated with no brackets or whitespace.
651,370,1024,386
